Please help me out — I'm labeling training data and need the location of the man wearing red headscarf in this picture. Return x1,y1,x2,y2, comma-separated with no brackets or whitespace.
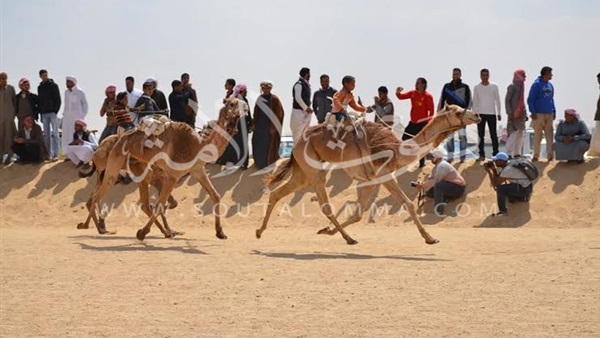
504,69,527,158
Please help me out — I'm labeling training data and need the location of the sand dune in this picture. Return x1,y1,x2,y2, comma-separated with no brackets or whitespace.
1,158,599,337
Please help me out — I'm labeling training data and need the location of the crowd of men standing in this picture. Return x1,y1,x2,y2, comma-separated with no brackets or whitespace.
0,66,597,171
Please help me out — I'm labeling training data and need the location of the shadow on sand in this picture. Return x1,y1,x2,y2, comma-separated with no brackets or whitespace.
250,249,451,262
75,241,207,255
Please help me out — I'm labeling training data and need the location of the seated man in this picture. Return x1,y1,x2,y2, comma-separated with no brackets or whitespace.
553,108,591,163
63,119,98,169
11,114,45,164
484,152,533,217
414,148,466,216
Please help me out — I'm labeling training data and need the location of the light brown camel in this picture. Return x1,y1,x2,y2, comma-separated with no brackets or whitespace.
76,134,178,237
88,97,246,240
256,104,482,245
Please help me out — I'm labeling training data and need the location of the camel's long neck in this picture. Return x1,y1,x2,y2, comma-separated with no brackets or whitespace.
411,114,457,149
198,119,237,156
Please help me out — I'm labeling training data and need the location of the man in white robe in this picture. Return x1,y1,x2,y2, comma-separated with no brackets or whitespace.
62,76,88,154
63,119,97,169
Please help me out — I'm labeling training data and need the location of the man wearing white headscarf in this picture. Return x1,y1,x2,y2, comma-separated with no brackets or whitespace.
63,119,97,169
62,76,88,154
414,147,466,215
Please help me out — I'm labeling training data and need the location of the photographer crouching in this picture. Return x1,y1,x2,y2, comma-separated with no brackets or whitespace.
484,152,534,217
412,148,466,216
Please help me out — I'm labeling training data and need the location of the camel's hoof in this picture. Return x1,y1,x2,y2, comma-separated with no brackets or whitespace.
255,230,262,239
346,238,358,245
317,227,331,235
77,222,89,230
216,232,228,240
426,238,440,245
169,230,184,237
136,229,146,241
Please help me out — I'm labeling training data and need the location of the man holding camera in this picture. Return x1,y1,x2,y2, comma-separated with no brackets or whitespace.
413,148,466,216
484,152,533,217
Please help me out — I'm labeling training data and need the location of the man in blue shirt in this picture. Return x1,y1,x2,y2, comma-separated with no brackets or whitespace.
527,66,556,162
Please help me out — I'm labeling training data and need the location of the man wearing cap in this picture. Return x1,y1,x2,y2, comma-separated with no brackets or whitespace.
15,78,39,129
63,119,97,169
63,76,88,154
414,148,466,216
484,151,533,217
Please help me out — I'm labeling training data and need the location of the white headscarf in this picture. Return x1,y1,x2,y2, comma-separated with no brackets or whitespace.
429,147,447,159
66,76,77,86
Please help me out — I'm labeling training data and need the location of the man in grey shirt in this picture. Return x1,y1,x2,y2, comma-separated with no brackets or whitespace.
312,74,337,124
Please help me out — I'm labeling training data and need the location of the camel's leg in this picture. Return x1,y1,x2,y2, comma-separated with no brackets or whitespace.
89,152,128,235
136,177,176,241
255,165,310,239
191,168,226,239
312,181,358,245
77,197,94,229
78,172,105,230
382,180,439,245
138,177,171,238
317,184,377,236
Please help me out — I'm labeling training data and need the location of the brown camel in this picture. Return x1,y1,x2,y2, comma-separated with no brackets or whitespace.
77,134,178,237
87,97,246,240
256,104,482,245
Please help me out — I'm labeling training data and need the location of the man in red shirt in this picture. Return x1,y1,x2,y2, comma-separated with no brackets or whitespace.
396,77,435,167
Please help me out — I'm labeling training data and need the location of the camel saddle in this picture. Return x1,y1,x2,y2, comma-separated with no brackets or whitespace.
325,111,366,140
137,115,171,149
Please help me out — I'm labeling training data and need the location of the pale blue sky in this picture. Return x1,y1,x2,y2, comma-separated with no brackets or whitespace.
1,0,599,133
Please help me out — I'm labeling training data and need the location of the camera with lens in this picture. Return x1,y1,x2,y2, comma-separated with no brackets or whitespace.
483,161,495,169
410,181,420,187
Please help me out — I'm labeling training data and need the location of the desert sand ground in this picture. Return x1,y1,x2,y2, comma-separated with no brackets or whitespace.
1,159,599,337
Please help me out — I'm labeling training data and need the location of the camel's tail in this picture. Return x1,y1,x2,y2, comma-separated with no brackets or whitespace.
78,162,96,178
265,154,295,187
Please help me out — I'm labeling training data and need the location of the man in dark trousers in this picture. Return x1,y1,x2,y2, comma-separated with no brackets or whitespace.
38,69,61,161
438,68,471,162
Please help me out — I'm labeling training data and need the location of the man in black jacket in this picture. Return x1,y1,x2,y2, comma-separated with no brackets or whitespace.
438,68,472,162
38,69,62,161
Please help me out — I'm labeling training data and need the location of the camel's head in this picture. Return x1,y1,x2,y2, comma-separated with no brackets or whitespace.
427,104,482,147
438,103,481,128
219,97,248,135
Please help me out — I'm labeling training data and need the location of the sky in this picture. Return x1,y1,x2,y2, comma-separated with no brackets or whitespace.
1,0,599,134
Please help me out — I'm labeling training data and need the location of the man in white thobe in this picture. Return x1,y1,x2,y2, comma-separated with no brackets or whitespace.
62,76,88,153
290,67,312,145
63,119,97,169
